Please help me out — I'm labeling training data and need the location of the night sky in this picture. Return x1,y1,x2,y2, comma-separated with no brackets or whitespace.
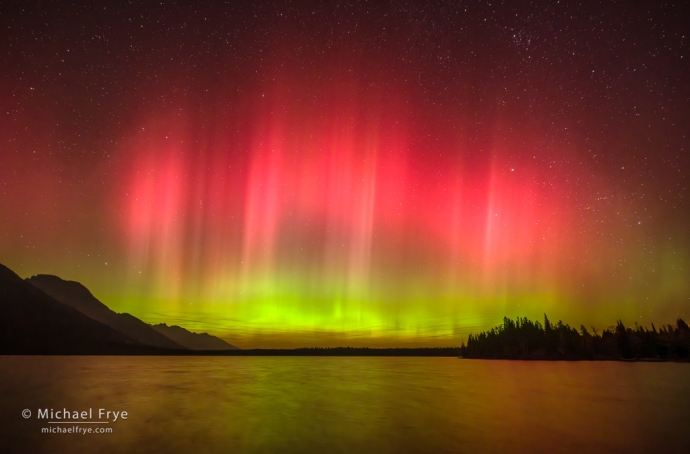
2,1,689,347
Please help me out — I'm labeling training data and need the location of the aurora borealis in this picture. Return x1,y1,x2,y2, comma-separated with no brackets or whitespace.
1,1,689,347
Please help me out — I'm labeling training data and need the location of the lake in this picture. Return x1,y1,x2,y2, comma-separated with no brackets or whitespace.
1,356,688,453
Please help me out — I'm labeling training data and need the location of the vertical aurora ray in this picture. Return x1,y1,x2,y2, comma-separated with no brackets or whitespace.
104,78,588,347
4,2,689,348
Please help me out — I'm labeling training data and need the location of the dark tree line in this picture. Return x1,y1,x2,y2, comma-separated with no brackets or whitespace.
461,315,690,360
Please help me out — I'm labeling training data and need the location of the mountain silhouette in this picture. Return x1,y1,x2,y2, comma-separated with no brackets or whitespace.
0,264,159,354
26,274,185,350
151,323,239,350
0,263,240,354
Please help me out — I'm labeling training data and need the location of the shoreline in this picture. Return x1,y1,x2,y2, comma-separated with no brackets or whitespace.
458,356,690,362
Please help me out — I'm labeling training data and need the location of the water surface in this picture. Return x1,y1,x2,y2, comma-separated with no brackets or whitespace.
1,357,688,453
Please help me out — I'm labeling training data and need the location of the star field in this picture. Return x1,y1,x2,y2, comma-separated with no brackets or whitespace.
1,1,689,347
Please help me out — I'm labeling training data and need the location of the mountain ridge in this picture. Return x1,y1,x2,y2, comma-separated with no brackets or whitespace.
27,274,185,350
151,323,239,350
25,273,238,351
0,263,239,353
0,264,153,354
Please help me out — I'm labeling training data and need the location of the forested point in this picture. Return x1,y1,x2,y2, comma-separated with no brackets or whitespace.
461,315,690,360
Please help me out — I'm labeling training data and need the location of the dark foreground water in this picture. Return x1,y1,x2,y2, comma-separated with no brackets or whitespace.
1,357,688,453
